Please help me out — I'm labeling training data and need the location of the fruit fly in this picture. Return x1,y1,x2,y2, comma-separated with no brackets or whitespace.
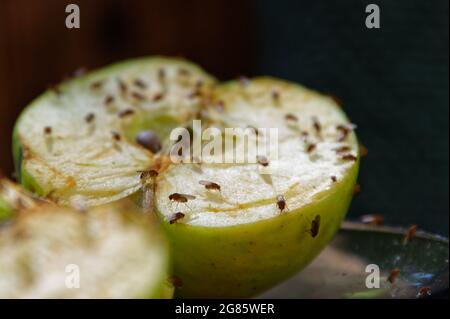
403,224,417,245
131,91,146,102
169,193,196,203
387,268,401,283
153,92,164,102
336,123,357,142
90,80,104,90
178,68,191,76
188,89,202,99
117,79,128,96
309,214,321,238
359,143,369,157
111,131,121,142
248,125,262,137
43,126,52,135
306,143,317,153
158,68,166,81
416,286,431,298
118,109,135,118
133,78,147,90
169,212,186,224
199,180,221,192
195,79,204,89
334,146,351,154
276,195,287,213
285,113,298,122
360,214,384,226
271,87,280,103
342,154,357,162
104,95,115,105
138,170,159,182
84,113,95,123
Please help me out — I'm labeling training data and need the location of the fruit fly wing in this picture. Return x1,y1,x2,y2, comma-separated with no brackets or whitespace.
174,194,196,200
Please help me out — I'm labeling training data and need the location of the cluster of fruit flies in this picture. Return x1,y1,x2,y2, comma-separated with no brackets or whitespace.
87,67,203,145
167,180,222,224
166,182,321,238
89,73,341,240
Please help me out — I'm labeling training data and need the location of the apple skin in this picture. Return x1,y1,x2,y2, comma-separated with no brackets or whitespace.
158,159,359,298
0,184,174,299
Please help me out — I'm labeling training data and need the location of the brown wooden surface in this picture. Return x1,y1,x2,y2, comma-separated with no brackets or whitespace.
0,0,253,176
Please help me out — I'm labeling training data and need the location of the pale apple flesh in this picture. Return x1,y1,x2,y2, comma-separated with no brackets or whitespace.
0,182,171,299
13,58,359,298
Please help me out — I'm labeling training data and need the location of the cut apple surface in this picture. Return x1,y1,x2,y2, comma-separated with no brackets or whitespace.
13,57,359,298
155,78,359,297
0,185,170,298
13,57,216,207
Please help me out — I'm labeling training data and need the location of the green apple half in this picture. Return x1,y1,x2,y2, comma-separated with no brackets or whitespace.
13,57,359,298
0,180,171,298
156,78,359,297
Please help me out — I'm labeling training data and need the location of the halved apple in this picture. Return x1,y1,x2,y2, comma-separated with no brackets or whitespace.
13,57,359,298
0,180,170,298
155,78,359,297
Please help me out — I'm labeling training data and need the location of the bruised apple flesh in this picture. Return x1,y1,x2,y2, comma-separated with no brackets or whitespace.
13,57,359,298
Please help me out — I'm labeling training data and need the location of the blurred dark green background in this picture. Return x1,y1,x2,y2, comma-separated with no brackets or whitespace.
0,0,448,234
254,0,449,235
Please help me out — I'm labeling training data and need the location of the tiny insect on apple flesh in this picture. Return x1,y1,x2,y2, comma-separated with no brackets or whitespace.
199,180,221,192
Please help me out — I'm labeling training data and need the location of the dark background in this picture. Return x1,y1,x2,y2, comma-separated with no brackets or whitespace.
0,0,448,235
